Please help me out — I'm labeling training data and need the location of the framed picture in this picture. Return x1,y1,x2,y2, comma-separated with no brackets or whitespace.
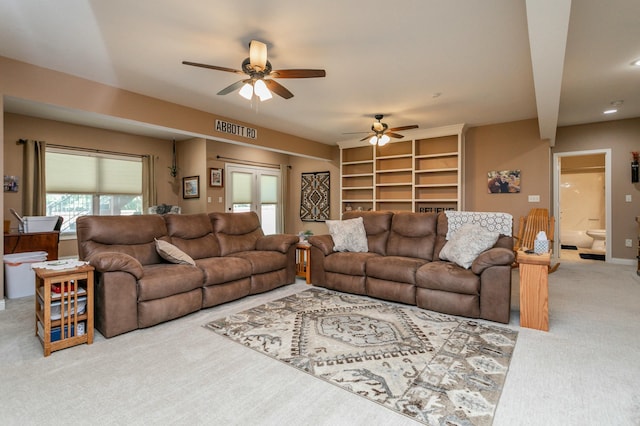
183,176,200,199
210,168,223,187
487,169,521,193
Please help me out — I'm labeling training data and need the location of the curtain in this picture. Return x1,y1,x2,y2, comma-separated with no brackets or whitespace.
280,164,289,231
22,139,46,216
142,155,157,211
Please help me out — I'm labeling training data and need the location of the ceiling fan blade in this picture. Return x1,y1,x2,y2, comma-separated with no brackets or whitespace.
182,61,244,75
249,40,268,71
217,79,250,96
386,132,405,139
270,69,326,78
264,79,294,99
360,133,375,142
388,125,419,132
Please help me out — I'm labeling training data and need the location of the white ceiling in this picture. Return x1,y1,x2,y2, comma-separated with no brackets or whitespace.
1,0,639,147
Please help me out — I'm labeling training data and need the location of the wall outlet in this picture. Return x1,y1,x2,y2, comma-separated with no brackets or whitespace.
626,194,632,202
625,239,633,247
528,195,540,202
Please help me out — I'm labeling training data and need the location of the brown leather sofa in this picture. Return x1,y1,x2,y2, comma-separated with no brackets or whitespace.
76,212,298,338
308,211,514,323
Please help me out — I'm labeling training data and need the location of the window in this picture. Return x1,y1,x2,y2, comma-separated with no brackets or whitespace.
45,147,143,235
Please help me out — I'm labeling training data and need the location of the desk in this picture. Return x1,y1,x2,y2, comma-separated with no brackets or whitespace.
296,243,311,284
517,250,550,331
4,231,59,260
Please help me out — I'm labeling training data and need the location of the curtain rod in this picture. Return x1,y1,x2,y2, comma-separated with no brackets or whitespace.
17,139,148,159
216,155,290,169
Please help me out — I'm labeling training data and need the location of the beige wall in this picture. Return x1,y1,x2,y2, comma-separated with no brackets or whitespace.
287,155,340,237
554,118,640,259
464,119,550,222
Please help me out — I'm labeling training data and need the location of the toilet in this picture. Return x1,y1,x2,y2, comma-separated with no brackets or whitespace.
586,229,606,252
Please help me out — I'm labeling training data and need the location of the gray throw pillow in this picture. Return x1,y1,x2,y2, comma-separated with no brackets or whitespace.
439,223,499,269
326,217,368,253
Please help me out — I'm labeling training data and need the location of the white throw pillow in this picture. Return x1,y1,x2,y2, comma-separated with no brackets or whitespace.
326,217,369,253
439,223,499,269
155,238,196,266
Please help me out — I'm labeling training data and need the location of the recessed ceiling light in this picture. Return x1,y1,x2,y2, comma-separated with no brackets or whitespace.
603,109,617,114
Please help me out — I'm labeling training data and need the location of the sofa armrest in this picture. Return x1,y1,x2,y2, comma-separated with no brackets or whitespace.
308,234,335,256
87,252,144,279
471,247,515,275
256,234,299,253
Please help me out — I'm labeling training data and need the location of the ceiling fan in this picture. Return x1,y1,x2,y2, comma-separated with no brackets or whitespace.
349,114,419,146
182,40,326,101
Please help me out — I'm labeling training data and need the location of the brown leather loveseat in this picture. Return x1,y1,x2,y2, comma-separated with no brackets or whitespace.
308,211,514,323
76,212,298,338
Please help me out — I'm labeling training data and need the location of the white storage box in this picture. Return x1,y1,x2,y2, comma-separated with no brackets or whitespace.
39,296,87,320
23,216,59,233
3,251,48,299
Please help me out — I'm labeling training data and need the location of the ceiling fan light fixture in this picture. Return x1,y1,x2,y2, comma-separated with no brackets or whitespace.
369,135,378,145
254,79,272,101
249,40,268,71
239,82,254,100
378,134,391,146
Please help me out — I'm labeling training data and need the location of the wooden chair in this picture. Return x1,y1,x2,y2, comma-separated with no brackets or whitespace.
514,208,560,273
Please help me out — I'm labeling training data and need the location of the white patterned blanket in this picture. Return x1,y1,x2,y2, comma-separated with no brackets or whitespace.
445,211,513,239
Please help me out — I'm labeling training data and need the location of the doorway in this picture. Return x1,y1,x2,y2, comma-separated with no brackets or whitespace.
552,149,611,261
224,164,282,234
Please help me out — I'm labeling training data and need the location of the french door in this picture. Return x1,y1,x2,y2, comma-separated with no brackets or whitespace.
224,164,282,234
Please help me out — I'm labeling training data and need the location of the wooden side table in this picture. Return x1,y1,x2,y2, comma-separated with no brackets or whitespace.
517,250,551,331
33,264,94,356
296,243,311,284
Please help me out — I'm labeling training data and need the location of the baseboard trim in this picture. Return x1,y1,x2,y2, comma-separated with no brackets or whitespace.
608,257,635,266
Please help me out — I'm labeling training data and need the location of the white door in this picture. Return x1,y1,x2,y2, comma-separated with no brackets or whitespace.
225,164,282,234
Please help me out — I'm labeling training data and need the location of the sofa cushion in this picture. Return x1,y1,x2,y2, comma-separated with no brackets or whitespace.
137,264,204,302
386,212,437,260
228,250,289,275
210,212,263,256
155,238,196,266
325,252,379,276
439,223,499,269
343,211,393,255
326,217,368,252
77,215,167,265
195,256,252,285
164,213,220,259
366,256,427,284
416,261,480,295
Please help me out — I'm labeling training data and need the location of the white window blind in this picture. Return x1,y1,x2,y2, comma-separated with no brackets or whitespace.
231,171,252,204
46,149,142,194
260,175,278,203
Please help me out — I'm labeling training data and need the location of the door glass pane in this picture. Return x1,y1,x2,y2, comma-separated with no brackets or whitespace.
261,175,278,203
261,204,277,235
232,172,252,203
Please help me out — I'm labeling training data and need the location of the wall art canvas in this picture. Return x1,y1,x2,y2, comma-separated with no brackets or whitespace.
300,171,330,222
487,169,520,193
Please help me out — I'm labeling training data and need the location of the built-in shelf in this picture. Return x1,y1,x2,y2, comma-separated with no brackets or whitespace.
339,124,465,213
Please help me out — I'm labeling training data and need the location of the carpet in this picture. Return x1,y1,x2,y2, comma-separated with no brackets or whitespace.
205,288,517,425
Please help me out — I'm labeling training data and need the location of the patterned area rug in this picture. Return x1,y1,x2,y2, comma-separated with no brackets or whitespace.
205,288,517,425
